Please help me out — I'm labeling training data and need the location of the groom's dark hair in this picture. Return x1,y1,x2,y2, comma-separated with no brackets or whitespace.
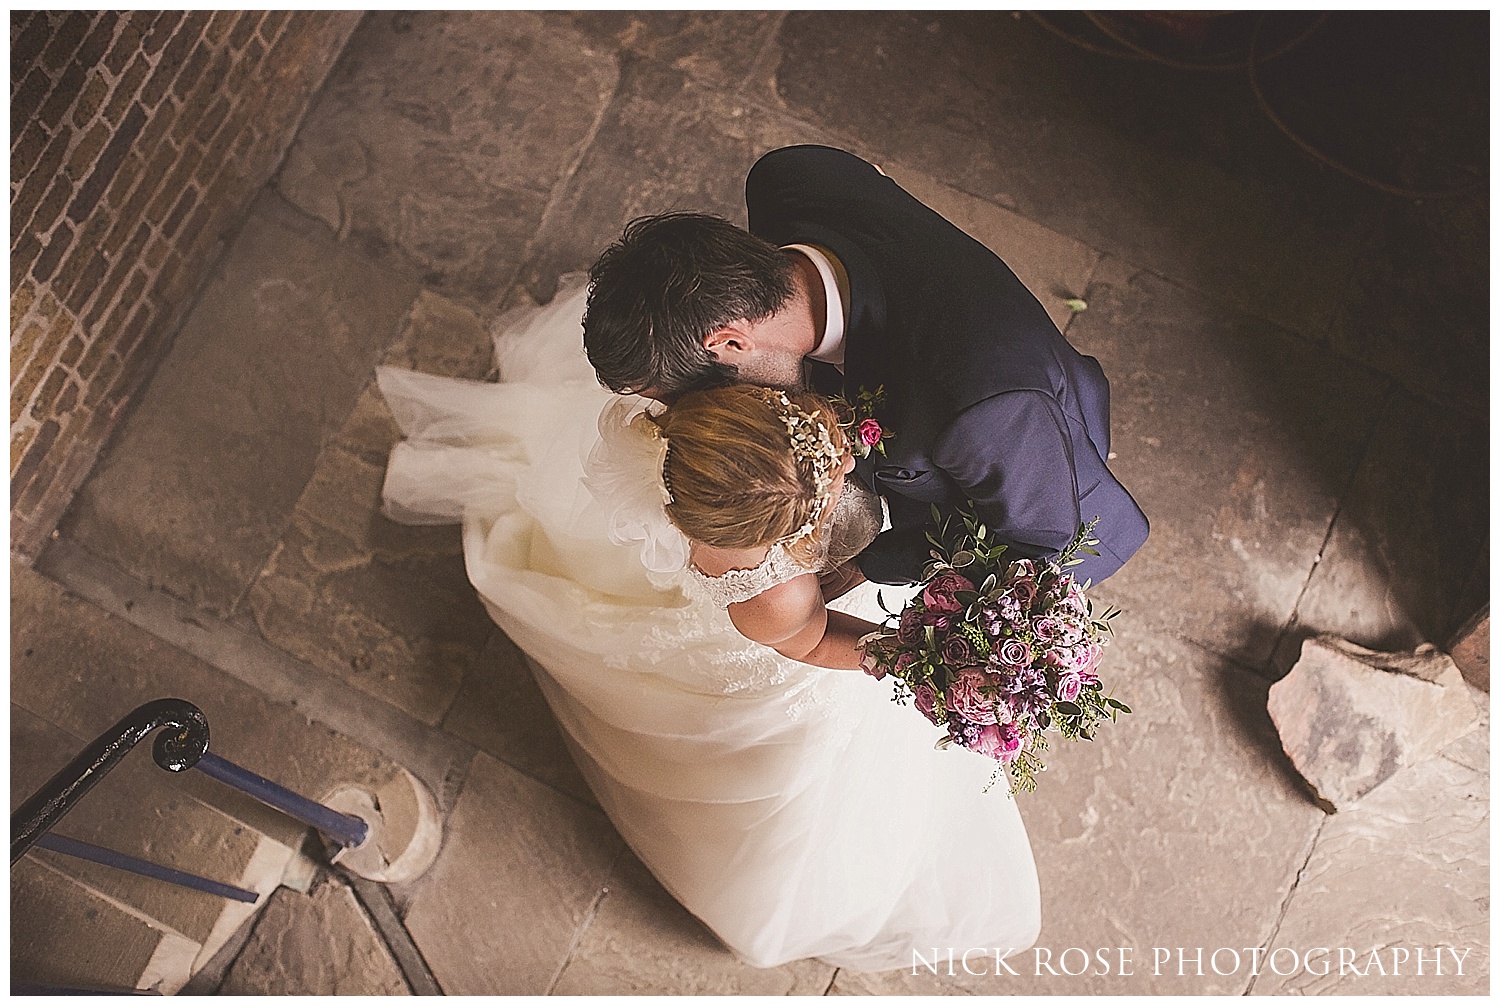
583,212,796,397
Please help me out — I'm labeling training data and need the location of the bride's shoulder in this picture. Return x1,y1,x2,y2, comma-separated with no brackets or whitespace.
688,541,773,578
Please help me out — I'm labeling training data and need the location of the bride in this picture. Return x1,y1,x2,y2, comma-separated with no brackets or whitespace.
378,279,1040,972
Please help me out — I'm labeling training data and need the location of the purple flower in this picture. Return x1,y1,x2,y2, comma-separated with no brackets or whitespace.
975,604,1003,638
997,594,1026,625
1059,578,1088,616
991,694,1016,724
940,632,975,666
997,638,1033,669
1004,578,1038,611
922,571,974,614
912,683,941,725
892,651,917,679
945,667,999,726
1058,617,1087,646
897,606,924,645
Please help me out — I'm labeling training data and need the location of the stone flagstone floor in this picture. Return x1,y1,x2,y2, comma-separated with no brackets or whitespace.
18,11,1487,995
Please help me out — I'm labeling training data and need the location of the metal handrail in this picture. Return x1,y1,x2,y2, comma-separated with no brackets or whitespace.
33,833,260,904
11,697,370,872
10,699,209,865
193,752,368,849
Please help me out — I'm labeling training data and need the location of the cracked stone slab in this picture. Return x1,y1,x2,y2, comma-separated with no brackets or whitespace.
248,292,498,726
441,631,596,807
515,56,842,303
11,856,201,995
1267,636,1479,810
1250,713,1488,995
1282,391,1489,657
1064,256,1388,666
1330,185,1486,417
764,11,1382,345
551,850,835,995
276,10,618,312
399,752,623,995
59,194,419,617
1449,608,1489,692
555,11,782,92
832,625,1325,995
219,876,410,995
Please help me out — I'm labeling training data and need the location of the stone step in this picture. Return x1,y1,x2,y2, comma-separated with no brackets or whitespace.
10,703,300,976
11,561,424,822
10,855,203,994
9,561,441,982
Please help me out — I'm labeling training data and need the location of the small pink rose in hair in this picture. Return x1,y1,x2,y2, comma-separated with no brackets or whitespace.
857,418,883,447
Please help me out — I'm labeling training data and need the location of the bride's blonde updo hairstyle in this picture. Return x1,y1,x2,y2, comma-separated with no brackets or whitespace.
651,385,849,566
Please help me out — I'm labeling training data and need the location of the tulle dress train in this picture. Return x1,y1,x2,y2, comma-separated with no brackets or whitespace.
377,281,1040,971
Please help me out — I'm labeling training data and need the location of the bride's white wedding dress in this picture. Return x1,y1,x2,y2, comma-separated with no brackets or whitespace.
377,280,1040,972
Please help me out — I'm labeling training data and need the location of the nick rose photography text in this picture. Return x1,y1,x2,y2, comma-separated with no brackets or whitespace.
912,946,1474,978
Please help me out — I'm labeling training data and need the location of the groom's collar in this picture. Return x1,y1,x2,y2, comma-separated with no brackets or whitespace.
782,243,847,370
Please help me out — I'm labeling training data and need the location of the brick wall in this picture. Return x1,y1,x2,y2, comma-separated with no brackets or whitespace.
11,10,362,559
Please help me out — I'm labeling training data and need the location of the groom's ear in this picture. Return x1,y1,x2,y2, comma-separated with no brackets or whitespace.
702,323,752,361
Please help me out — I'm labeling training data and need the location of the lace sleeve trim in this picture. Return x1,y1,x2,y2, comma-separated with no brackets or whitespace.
686,543,812,607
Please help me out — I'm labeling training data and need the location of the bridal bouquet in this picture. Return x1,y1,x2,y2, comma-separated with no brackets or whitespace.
857,507,1129,794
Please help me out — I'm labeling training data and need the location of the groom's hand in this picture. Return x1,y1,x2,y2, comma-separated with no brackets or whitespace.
818,561,866,603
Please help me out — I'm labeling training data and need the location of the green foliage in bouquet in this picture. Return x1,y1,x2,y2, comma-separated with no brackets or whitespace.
862,503,1130,795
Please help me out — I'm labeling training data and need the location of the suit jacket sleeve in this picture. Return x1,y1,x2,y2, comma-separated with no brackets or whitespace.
933,390,1080,555
857,390,1126,585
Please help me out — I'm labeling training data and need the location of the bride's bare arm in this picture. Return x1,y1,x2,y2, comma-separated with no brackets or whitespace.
726,573,880,670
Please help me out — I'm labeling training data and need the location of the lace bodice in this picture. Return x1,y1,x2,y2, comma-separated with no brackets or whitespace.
686,475,884,607
687,542,811,607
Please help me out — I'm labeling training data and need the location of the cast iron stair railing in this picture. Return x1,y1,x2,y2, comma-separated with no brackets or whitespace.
10,697,374,991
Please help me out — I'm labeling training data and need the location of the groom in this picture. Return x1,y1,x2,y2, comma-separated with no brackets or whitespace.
582,144,1148,587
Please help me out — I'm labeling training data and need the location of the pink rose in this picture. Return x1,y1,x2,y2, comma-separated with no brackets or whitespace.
922,571,974,614
944,667,999,726
859,646,885,680
997,638,1033,669
857,418,883,447
1055,671,1083,703
969,722,1025,763
1032,615,1066,643
1076,641,1103,683
912,683,941,725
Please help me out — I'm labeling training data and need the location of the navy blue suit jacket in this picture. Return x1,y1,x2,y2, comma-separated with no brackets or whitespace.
745,145,1149,585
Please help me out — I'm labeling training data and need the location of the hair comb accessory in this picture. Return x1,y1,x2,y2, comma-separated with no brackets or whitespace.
754,388,844,545
640,414,674,505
